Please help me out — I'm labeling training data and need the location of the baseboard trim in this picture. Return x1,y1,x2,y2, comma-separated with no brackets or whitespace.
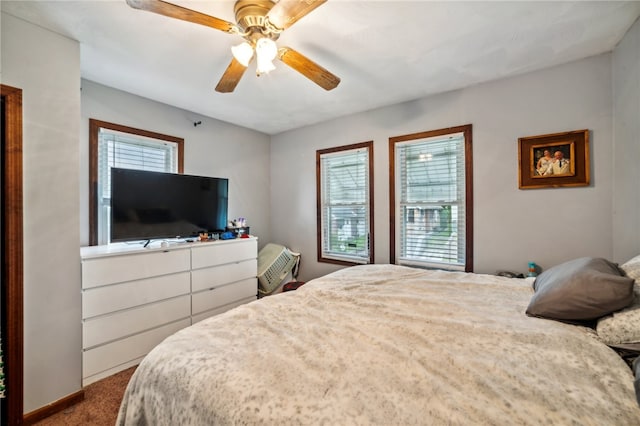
23,390,85,425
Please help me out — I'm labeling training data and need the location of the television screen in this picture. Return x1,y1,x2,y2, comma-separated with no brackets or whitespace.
110,168,228,242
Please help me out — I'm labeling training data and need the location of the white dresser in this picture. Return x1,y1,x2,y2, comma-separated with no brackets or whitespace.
80,237,257,386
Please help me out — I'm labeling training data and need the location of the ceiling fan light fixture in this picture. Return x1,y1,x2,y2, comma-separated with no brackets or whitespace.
231,41,254,67
127,0,338,92
255,37,277,74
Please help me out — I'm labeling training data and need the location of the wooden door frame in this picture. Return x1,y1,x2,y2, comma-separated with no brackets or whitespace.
1,84,24,425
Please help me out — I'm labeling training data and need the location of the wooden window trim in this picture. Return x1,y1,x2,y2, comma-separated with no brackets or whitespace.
389,124,473,271
316,141,375,266
1,84,25,425
88,119,184,246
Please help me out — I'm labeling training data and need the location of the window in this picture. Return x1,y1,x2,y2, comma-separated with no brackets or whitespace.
89,119,184,245
390,125,473,271
316,141,374,265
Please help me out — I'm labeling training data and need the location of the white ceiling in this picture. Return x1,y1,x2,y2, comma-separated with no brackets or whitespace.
3,1,639,134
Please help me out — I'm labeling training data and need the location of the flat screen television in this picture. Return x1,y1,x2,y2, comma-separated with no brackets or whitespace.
110,168,229,242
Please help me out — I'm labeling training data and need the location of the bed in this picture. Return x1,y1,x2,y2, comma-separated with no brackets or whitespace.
117,259,640,425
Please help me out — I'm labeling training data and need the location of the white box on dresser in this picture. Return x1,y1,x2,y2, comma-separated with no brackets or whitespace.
80,237,258,386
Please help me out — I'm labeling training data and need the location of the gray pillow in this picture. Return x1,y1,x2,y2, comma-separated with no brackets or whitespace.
526,257,635,321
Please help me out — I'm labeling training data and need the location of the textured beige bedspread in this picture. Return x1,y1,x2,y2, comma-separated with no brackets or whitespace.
117,264,640,425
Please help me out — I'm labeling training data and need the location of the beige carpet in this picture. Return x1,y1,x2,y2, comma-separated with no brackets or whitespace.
34,366,136,425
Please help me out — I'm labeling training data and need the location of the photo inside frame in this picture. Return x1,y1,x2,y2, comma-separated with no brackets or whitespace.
531,141,575,178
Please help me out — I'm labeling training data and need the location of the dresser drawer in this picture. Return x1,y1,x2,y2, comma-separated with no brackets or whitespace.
82,249,190,289
191,239,257,269
83,295,190,349
83,272,190,319
191,258,257,292
192,278,257,315
83,318,190,380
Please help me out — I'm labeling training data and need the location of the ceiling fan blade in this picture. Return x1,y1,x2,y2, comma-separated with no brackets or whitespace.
215,57,248,93
267,0,327,31
278,47,340,91
126,0,235,33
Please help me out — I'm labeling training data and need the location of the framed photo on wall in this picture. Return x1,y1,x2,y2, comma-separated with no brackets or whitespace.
518,129,590,189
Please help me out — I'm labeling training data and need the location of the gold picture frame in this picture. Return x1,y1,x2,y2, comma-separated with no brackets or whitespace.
518,129,590,189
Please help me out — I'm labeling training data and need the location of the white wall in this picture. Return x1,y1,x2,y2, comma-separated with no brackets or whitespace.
271,54,614,280
80,80,271,247
1,12,82,413
612,17,640,263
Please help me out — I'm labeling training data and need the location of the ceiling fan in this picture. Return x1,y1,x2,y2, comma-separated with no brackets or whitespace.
126,0,341,93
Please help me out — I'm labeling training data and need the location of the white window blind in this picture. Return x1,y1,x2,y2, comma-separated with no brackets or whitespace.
97,129,179,244
396,133,466,270
319,146,371,264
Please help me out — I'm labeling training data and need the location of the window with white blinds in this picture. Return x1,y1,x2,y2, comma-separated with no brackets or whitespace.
316,141,373,265
390,125,472,271
89,119,184,245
